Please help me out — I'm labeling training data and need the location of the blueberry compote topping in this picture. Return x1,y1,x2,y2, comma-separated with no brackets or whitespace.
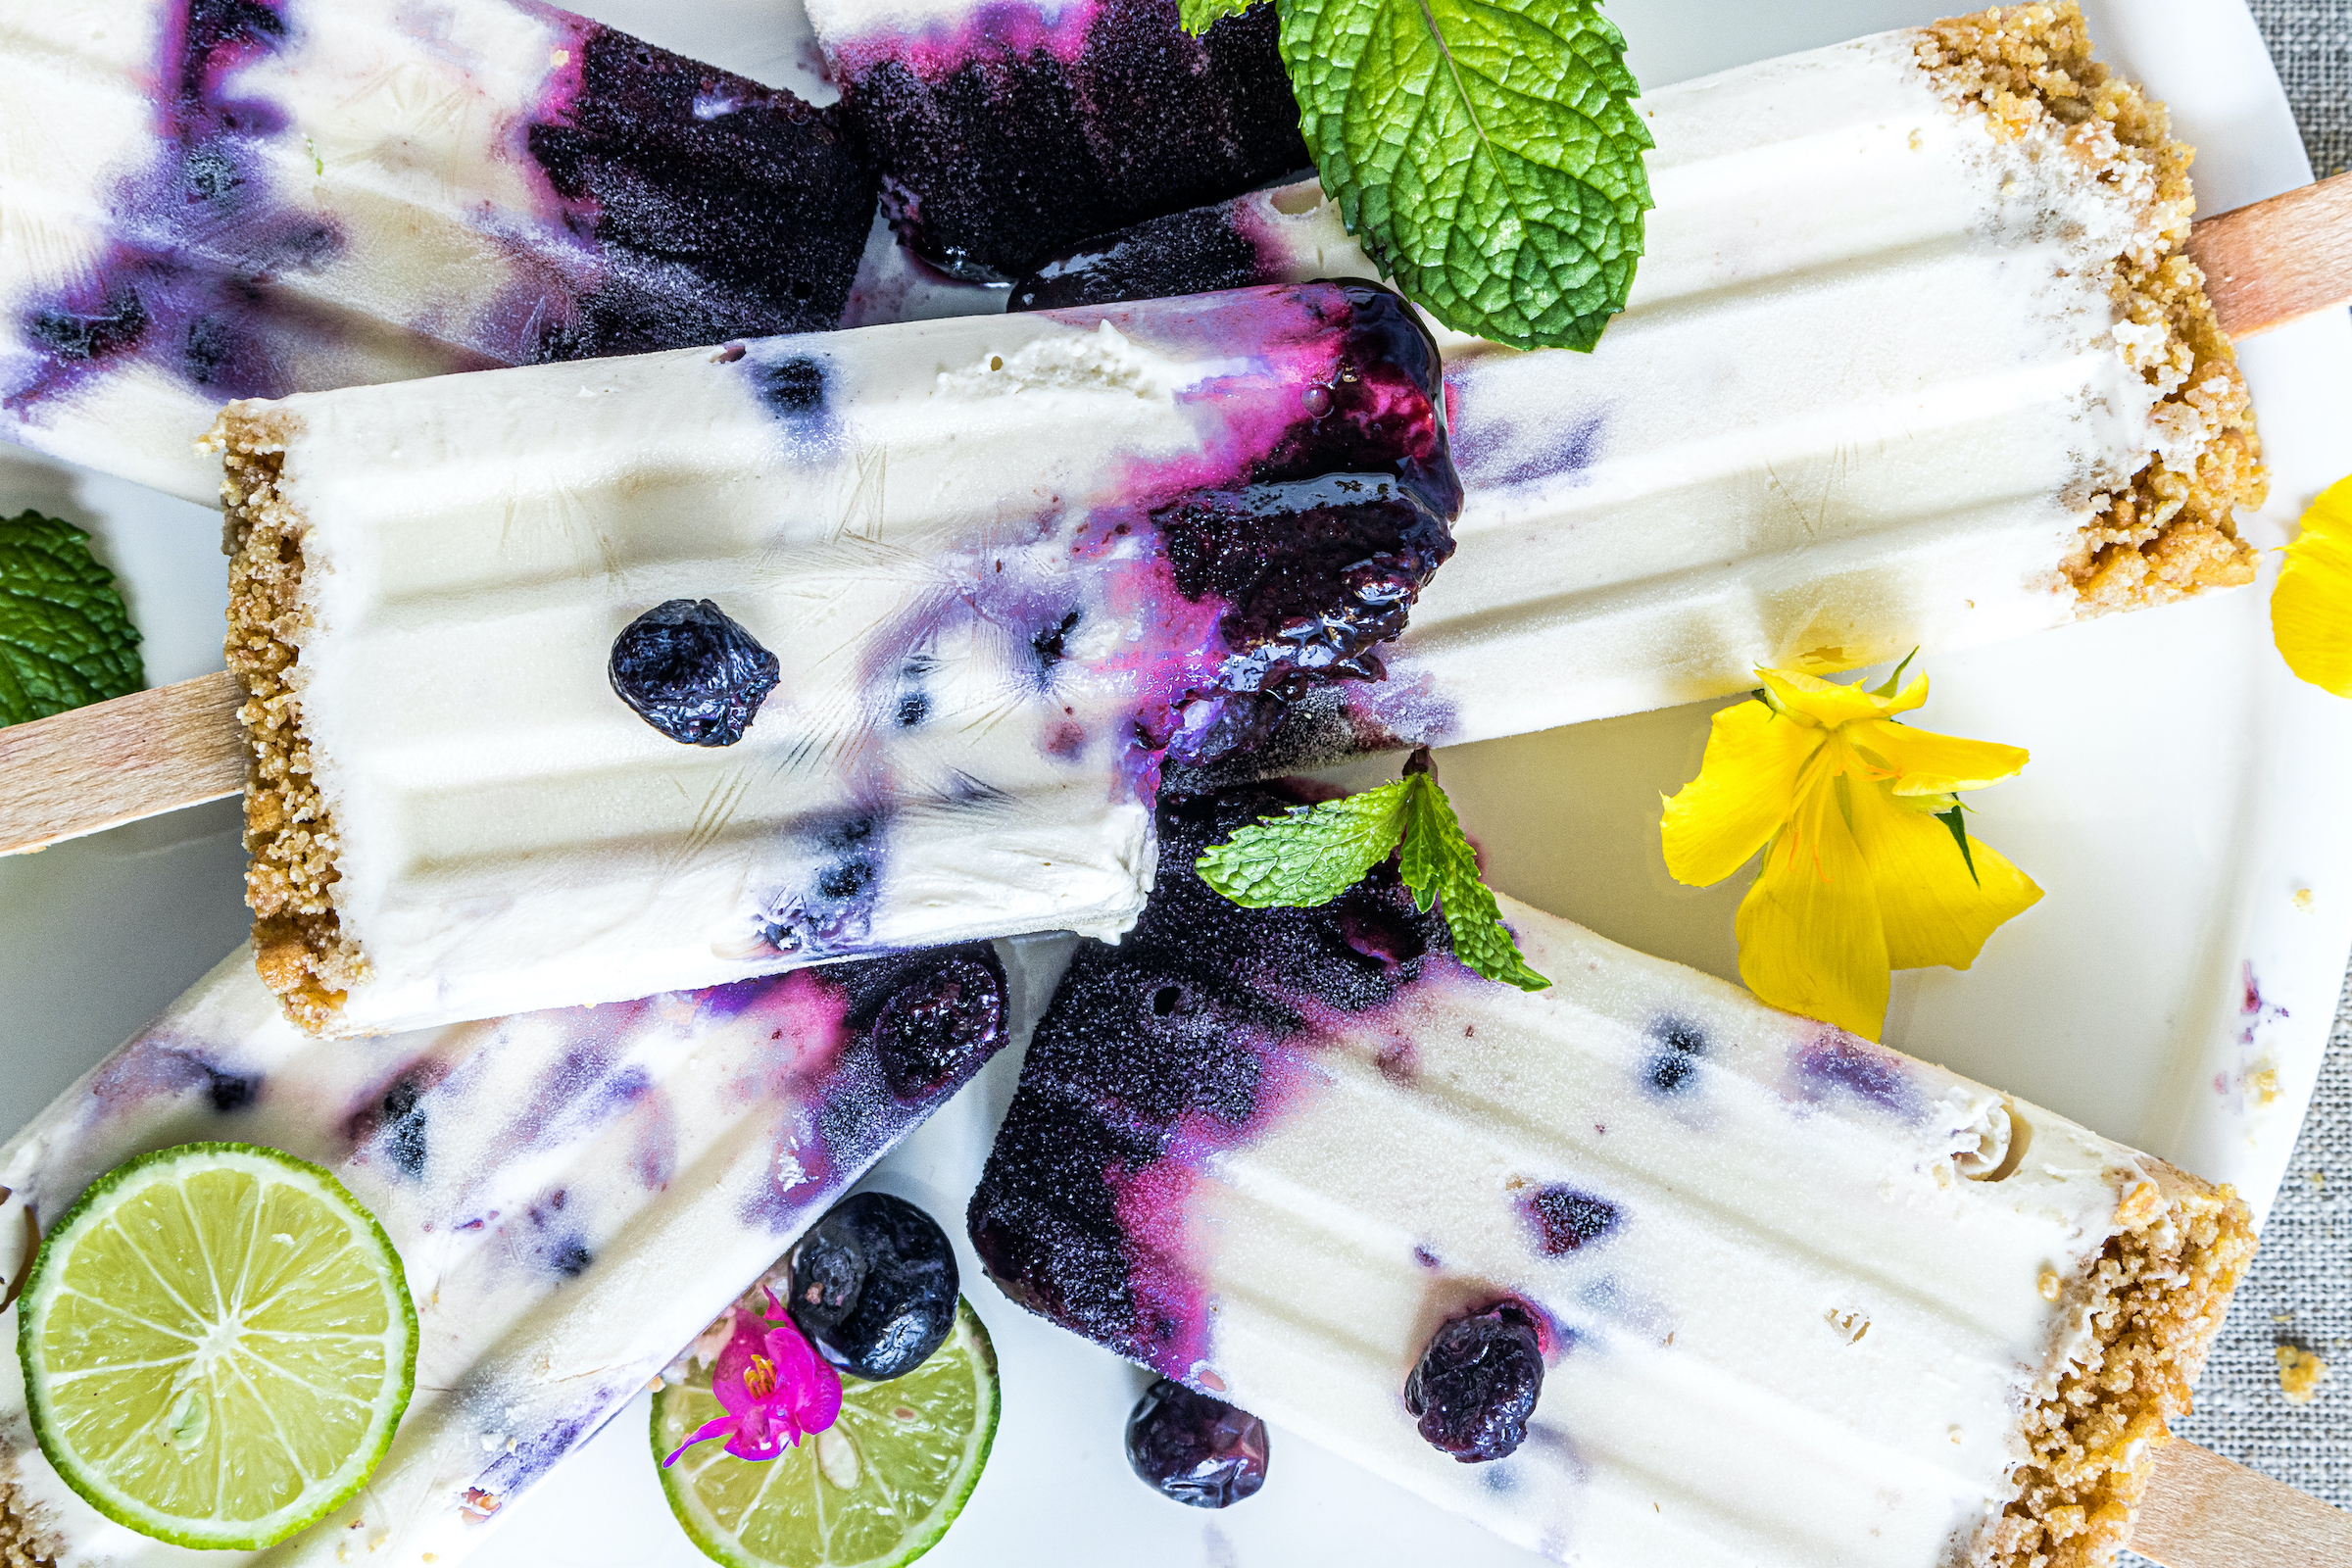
1404,1303,1545,1463
1009,202,1270,313
1125,1379,1271,1508
525,28,875,355
1152,282,1461,765
968,783,1446,1371
788,1192,959,1381
838,0,1304,280
609,599,780,746
853,950,1005,1102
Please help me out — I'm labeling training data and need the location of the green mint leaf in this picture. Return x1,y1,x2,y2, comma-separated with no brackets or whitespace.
0,511,144,728
1195,780,1413,906
1398,775,1550,991
1277,0,1652,351
1177,0,1256,36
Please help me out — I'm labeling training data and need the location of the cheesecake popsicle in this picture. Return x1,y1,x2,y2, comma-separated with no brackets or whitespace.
968,784,2255,1568
211,280,1458,1036
0,0,876,505
1013,4,2268,760
0,938,1014,1568
805,0,1305,279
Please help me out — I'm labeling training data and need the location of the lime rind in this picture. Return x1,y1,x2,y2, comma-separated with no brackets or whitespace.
654,1297,1001,1568
16,1142,417,1550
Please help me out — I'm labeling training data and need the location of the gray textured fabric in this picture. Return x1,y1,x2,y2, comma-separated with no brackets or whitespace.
2124,8,2352,1555
2250,0,2352,176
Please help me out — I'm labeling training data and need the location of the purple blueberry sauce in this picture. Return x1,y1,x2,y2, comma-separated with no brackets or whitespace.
1788,1032,1920,1119
967,782,1448,1377
5,0,872,430
1520,1186,1619,1256
826,0,1306,279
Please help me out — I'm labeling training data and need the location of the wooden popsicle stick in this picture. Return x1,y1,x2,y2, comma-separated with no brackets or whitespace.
5,178,2351,854
2185,170,2352,340
0,671,245,855
2132,1440,2352,1567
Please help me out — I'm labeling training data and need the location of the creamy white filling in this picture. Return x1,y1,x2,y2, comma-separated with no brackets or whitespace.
1229,30,2176,742
1177,894,2143,1568
273,303,1320,1035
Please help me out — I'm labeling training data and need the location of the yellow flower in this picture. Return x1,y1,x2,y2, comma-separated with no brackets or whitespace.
2273,474,2352,696
1661,665,2041,1040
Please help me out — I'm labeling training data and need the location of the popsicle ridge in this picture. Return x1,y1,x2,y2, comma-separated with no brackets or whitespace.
1917,2,2265,611
215,408,363,1034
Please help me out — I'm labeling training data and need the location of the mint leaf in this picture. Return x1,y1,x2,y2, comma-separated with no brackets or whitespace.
0,511,144,727
1178,0,1256,36
1278,0,1652,351
1197,780,1413,906
1196,762,1548,992
1396,774,1549,991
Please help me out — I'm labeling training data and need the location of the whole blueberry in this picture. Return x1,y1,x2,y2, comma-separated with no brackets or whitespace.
1403,1304,1544,1462
787,1192,957,1380
871,955,1005,1102
609,598,779,746
1124,1380,1269,1508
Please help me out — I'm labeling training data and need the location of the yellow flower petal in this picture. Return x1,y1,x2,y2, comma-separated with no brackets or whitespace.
1855,720,2032,796
1661,699,1820,887
1734,777,1890,1040
2274,474,2352,697
1847,778,2043,971
1757,666,1930,728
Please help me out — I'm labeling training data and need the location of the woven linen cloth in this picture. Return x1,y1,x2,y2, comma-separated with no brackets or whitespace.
2119,7,2352,1555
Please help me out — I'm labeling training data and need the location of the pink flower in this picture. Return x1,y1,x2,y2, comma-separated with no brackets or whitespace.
662,1289,843,1466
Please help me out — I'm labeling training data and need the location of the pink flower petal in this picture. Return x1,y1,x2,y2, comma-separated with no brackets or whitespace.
662,1411,744,1468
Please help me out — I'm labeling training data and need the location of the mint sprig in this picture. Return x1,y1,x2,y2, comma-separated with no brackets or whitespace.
1179,0,1254,31
0,511,145,727
1184,0,1652,352
1197,752,1549,991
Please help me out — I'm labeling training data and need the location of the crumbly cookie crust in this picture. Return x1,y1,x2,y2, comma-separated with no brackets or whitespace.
1988,1163,2256,1568
1919,2,2266,612
1,1459,60,1568
212,408,364,1033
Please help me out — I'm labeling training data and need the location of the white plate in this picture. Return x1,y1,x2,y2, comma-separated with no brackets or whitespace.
3,0,2347,1563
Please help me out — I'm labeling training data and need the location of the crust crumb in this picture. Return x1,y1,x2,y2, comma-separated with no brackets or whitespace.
209,407,364,1032
1918,2,2265,613
1987,1162,2255,1568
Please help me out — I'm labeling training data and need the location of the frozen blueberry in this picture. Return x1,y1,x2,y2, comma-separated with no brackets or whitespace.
1404,1304,1544,1462
787,1192,957,1380
1124,1380,1269,1508
870,954,1005,1102
609,598,779,746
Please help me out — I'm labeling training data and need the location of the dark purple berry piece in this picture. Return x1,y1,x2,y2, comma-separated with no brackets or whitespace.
1522,1186,1618,1255
1124,1380,1269,1508
869,954,1006,1102
787,1192,958,1381
1404,1304,1544,1462
609,598,779,747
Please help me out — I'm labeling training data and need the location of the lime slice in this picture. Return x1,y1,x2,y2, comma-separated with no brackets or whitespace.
655,1297,1000,1568
16,1142,416,1549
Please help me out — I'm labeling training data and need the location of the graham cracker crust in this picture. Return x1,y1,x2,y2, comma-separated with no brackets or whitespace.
1,1460,59,1568
1988,1163,2256,1568
210,408,364,1034
1919,2,2266,612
